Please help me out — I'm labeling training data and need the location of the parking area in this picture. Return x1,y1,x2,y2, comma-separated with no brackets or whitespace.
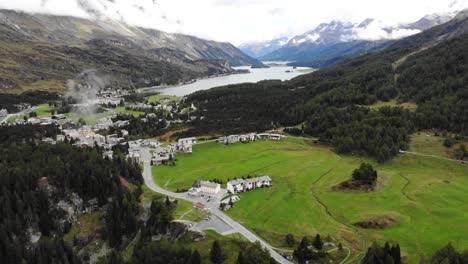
190,213,235,235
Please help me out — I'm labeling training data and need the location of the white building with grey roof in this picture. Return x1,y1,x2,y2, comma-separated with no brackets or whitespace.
227,176,272,194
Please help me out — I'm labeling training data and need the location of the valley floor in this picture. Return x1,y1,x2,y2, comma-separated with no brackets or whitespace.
152,134,468,263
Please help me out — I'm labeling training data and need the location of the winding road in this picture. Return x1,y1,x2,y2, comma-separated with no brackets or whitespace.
140,147,292,264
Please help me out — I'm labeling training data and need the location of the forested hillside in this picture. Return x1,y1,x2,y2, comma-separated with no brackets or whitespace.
0,124,143,263
185,13,468,161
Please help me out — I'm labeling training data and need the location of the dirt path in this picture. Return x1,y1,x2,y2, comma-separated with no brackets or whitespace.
398,173,414,201
179,209,193,220
400,150,467,164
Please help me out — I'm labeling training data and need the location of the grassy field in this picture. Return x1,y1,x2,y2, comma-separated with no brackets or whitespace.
34,103,56,116
145,94,180,104
64,211,104,244
152,136,468,263
7,103,56,123
70,106,145,125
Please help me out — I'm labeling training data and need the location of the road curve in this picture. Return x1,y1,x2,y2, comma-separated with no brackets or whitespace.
142,160,292,264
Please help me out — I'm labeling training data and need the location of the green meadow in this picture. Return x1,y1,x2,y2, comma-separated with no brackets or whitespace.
145,94,180,104
70,106,145,125
152,136,468,263
365,100,418,111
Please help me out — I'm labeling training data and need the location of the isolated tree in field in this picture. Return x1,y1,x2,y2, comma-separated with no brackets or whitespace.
210,240,225,264
313,234,324,250
286,233,295,246
219,203,227,210
191,250,201,264
338,243,343,251
352,163,378,186
443,137,455,148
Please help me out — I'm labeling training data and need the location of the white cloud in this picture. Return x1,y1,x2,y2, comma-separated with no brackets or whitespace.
342,20,422,41
1,0,467,45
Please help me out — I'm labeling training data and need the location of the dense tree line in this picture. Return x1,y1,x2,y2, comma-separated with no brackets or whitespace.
0,124,143,262
430,243,468,264
0,91,59,113
303,106,412,161
236,242,277,264
106,188,141,248
362,242,401,264
0,124,61,142
140,198,175,241
293,235,327,264
184,34,468,161
361,241,468,264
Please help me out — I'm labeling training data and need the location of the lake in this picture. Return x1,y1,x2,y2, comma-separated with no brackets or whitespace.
143,65,313,96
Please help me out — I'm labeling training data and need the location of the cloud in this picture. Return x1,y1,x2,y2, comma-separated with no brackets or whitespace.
1,0,467,45
342,20,422,41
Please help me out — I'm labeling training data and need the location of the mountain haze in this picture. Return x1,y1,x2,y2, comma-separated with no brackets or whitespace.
238,37,289,58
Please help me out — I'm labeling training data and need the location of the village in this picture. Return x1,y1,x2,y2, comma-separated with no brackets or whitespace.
1,92,285,208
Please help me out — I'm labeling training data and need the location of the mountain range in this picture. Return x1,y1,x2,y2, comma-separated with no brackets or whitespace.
0,9,262,93
239,11,458,68
238,37,289,59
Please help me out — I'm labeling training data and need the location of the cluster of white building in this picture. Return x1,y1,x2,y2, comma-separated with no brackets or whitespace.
94,116,129,130
187,175,273,197
10,114,74,128
227,176,272,194
62,126,128,150
150,137,196,165
128,102,174,112
217,133,287,144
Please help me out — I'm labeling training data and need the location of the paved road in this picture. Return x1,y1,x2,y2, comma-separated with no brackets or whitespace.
140,147,292,264
0,113,21,124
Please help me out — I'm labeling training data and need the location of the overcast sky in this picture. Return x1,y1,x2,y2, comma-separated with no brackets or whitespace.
1,0,467,45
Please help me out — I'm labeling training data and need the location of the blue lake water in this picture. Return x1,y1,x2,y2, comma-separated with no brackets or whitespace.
145,65,312,96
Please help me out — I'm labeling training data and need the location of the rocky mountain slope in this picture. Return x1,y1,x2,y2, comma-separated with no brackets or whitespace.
259,12,457,68
0,9,261,93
